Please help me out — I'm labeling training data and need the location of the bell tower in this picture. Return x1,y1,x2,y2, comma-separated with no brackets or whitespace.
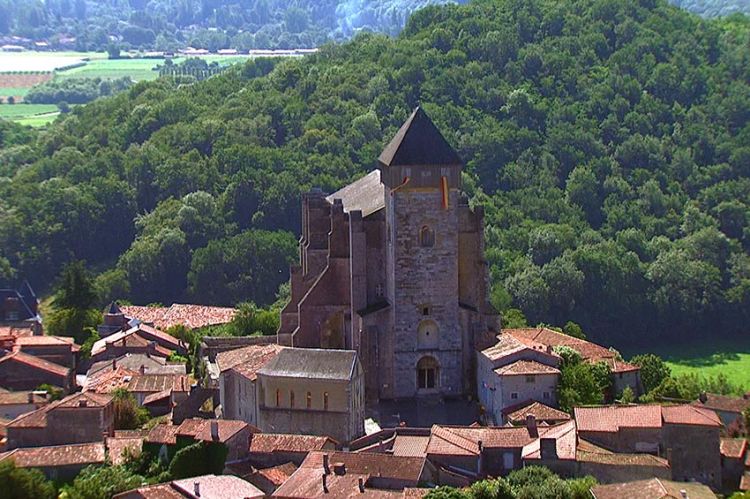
378,107,465,399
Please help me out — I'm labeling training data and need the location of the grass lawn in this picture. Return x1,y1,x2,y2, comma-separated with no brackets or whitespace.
0,87,31,97
56,58,162,81
635,337,750,391
0,104,59,127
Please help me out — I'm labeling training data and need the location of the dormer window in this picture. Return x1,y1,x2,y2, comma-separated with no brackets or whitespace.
419,226,434,247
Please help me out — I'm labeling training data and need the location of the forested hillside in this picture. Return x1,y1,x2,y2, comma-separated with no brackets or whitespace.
1,0,749,348
0,0,747,52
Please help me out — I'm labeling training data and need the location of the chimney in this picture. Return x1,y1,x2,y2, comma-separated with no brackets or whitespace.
323,453,330,474
139,364,146,375
322,473,329,493
699,392,707,404
210,420,219,441
680,490,687,499
78,399,88,408
358,477,365,493
540,438,558,460
526,415,538,437
27,392,34,403
193,481,200,497
112,358,117,370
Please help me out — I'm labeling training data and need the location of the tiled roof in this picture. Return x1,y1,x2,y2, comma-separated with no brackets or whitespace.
88,354,183,378
503,400,571,424
192,420,250,443
249,433,336,453
378,107,462,167
0,350,71,377
427,425,546,456
392,436,430,457
504,328,639,373
258,348,357,381
576,449,670,467
0,391,48,405
0,442,105,468
494,360,560,376
91,325,181,357
143,390,171,406
326,170,386,218
85,366,138,393
590,478,716,499
480,334,556,362
7,392,112,428
720,438,747,459
171,474,264,499
13,335,79,350
574,406,663,432
661,405,722,427
146,424,179,445
107,436,144,465
521,421,578,461
274,451,427,498
121,304,237,330
115,483,183,498
254,462,298,485
216,344,284,380
693,393,750,414
128,374,190,394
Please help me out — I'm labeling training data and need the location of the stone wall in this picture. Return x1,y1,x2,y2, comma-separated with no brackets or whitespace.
662,423,721,488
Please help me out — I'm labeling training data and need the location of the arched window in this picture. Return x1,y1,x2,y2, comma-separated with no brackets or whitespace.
306,392,312,409
419,225,435,247
417,319,439,349
417,356,439,390
323,392,329,411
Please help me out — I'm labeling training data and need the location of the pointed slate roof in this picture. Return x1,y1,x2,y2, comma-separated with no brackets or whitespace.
106,301,123,315
378,107,462,167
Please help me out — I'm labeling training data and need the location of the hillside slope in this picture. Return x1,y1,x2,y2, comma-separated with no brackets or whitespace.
1,0,749,347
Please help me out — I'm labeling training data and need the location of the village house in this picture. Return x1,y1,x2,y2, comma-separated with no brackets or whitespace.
256,347,365,443
277,107,499,403
575,404,723,488
86,353,186,380
501,400,571,426
0,441,106,481
590,477,717,499
89,323,187,363
0,350,75,392
0,390,49,420
106,433,145,465
114,474,265,499
0,282,42,335
243,462,298,495
247,433,339,467
12,335,80,369
349,427,431,457
720,437,748,492
5,392,114,449
99,302,238,337
504,328,642,396
477,333,561,424
272,450,435,498
217,343,283,425
145,418,257,462
693,392,750,428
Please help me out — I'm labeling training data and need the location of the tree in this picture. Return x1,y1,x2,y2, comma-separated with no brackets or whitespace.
168,441,227,479
53,261,97,310
61,465,144,499
629,354,671,394
58,101,71,113
618,385,635,404
0,460,56,499
112,389,150,430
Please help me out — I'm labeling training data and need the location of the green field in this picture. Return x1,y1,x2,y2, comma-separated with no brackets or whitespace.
56,58,162,81
0,87,31,97
0,104,59,127
635,337,750,391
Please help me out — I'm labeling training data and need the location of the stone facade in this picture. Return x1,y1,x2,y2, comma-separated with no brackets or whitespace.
278,108,499,402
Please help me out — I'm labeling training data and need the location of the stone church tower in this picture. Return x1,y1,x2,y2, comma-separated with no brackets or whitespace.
278,108,499,401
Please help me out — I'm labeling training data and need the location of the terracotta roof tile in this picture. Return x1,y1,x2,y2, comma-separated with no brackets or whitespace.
0,391,48,405
577,449,670,467
502,400,571,424
574,406,663,432
254,462,298,485
143,390,172,406
85,366,138,393
121,304,237,331
504,328,639,373
720,438,747,459
0,442,105,468
391,436,429,457
480,334,556,362
741,472,750,491
146,424,180,445
427,424,547,457
0,350,71,377
590,478,715,499
249,433,337,453
661,405,722,427
13,335,78,349
494,360,560,376
128,374,190,394
693,393,750,414
216,344,283,380
114,483,183,499
107,436,143,465
7,392,112,429
192,420,251,443
171,474,264,499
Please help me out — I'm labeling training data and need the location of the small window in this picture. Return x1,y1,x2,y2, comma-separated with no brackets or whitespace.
525,375,535,383
511,392,519,400
375,284,384,297
323,392,329,411
422,306,430,316
275,389,281,407
290,390,295,408
419,226,435,247
543,391,550,399
306,392,312,409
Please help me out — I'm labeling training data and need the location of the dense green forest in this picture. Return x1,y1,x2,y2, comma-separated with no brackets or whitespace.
1,0,749,348
0,0,459,50
0,0,747,52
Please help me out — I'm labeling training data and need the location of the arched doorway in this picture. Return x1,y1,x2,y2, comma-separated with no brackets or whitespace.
416,356,439,391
